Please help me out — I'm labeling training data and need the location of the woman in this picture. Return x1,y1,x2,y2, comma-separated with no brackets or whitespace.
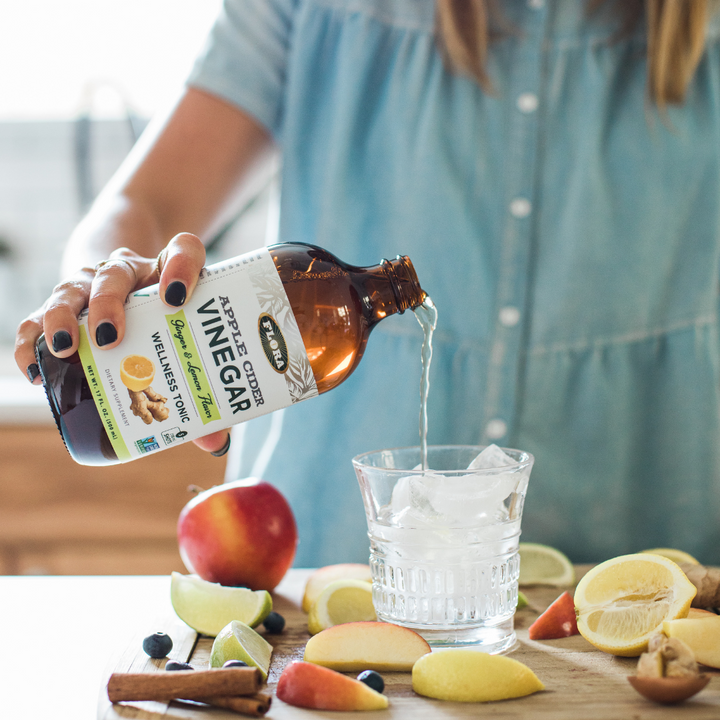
15,0,720,565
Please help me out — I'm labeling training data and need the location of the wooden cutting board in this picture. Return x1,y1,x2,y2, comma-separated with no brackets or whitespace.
98,568,720,719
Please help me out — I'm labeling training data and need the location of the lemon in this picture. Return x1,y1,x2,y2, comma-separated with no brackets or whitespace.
412,649,544,702
119,354,155,392
574,553,697,657
302,563,372,613
518,542,575,586
307,579,376,635
170,572,272,636
210,620,273,678
517,591,529,609
641,548,700,566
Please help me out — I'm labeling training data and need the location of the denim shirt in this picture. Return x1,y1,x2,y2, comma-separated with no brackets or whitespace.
188,0,720,566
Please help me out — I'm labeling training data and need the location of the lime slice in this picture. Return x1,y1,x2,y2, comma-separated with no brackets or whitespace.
517,591,529,609
171,572,272,636
308,579,376,635
641,548,700,566
210,620,273,678
518,543,575,586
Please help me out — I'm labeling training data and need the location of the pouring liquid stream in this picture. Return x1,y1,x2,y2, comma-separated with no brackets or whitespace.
414,296,437,471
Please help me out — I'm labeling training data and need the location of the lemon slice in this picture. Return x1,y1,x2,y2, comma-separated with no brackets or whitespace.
210,620,273,678
574,553,697,656
307,579,376,636
302,564,372,613
519,542,575,586
171,572,272,636
641,548,700,566
412,649,544,702
120,354,155,392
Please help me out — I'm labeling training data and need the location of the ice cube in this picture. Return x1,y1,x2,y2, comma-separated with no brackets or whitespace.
467,443,515,470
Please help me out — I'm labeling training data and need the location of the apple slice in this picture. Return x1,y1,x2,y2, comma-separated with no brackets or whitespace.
277,661,388,711
663,615,720,668
528,591,579,640
412,649,544,702
302,564,372,613
304,621,430,671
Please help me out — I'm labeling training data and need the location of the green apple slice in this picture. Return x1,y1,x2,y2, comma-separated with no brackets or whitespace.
210,620,273,679
170,572,272,636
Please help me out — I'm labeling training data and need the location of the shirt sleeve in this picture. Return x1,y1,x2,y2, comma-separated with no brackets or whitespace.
186,0,297,138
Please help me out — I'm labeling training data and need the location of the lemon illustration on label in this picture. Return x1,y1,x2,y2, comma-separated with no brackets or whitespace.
120,354,156,392
120,355,169,425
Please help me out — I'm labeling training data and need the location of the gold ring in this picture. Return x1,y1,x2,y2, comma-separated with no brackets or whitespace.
155,250,165,281
94,258,138,286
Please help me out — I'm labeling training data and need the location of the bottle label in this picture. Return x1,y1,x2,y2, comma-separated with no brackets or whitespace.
76,247,318,461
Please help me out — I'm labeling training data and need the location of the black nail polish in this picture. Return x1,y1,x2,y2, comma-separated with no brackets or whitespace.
96,322,118,347
165,281,187,307
211,435,232,457
52,330,73,352
26,363,40,382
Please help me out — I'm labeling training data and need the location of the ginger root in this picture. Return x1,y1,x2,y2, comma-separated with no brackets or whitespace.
637,634,698,679
128,386,169,424
681,563,720,609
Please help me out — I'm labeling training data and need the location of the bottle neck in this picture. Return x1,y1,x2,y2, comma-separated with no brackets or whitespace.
381,255,426,314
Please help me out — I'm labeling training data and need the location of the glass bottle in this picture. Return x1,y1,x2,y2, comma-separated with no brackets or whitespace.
36,242,427,466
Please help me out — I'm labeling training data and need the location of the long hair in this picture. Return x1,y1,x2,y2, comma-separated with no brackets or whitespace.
436,0,710,108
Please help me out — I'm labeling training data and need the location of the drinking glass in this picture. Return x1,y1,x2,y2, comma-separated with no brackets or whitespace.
352,444,533,652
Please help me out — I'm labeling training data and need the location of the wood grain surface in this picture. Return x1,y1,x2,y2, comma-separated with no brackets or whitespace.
99,568,720,719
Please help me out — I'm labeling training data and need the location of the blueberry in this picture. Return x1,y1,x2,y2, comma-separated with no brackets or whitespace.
165,660,194,671
262,611,285,634
357,670,384,693
142,632,173,659
222,659,249,668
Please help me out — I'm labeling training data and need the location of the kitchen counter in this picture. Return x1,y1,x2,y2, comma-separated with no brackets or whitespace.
5,570,719,719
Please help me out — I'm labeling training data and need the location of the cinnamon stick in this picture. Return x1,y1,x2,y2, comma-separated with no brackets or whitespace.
196,693,272,717
107,667,261,702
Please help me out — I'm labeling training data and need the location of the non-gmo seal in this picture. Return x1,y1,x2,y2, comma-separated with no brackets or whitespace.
258,313,289,373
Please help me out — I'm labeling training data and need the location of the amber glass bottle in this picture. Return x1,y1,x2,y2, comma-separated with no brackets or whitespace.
36,243,427,466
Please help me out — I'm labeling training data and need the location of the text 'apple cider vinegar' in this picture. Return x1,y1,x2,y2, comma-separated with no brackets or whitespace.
35,243,429,466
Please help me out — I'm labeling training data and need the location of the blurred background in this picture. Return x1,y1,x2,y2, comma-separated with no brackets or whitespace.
0,0,275,576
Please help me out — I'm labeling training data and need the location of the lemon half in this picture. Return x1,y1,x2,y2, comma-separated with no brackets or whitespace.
307,579,376,635
574,553,697,656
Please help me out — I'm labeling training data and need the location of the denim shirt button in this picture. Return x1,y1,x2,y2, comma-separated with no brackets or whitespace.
517,93,539,113
485,419,508,440
499,306,521,327
510,197,532,218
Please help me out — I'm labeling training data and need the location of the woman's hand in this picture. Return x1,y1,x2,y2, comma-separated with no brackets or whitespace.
14,232,232,456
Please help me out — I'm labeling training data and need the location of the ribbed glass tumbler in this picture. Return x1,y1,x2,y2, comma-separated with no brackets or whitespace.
352,444,534,652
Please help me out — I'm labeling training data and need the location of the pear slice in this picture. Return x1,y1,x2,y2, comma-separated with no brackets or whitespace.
413,649,544,702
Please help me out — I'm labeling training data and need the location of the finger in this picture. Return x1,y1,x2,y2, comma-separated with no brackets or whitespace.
193,431,231,457
15,307,47,384
40,269,96,358
87,253,145,350
158,233,206,308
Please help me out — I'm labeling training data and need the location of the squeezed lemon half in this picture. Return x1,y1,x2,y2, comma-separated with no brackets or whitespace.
574,553,697,656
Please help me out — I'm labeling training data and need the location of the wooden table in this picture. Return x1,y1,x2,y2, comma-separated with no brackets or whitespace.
3,571,719,719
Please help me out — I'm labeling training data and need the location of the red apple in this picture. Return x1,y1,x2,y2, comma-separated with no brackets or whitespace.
177,478,298,591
